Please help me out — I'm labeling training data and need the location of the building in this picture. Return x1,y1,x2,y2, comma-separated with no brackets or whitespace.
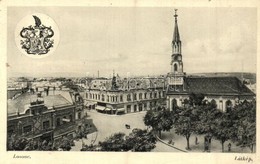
166,10,255,112
7,89,87,144
84,75,167,114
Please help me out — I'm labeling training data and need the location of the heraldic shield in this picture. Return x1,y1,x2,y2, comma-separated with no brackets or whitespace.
20,15,54,55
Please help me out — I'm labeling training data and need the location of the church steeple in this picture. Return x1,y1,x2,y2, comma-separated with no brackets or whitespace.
171,9,183,74
168,9,185,86
172,9,182,56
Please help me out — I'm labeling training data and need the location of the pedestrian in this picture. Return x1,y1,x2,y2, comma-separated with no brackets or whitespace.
228,143,231,152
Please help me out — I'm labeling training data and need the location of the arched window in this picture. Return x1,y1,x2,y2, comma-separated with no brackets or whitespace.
210,99,217,108
172,99,177,110
226,100,232,113
101,94,105,101
174,64,178,72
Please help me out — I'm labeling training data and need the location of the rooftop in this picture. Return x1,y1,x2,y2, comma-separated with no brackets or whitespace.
7,91,73,116
167,76,255,96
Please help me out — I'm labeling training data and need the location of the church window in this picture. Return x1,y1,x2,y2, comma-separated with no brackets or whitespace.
172,99,177,110
226,100,232,113
174,64,178,72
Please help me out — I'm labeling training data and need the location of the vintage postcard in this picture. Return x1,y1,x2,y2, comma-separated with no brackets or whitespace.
0,0,259,164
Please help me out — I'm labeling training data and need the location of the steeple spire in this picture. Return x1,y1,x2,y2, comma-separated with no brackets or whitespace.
173,9,180,42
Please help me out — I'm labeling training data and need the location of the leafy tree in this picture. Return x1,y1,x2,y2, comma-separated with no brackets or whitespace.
230,100,256,152
189,92,205,106
98,132,127,151
212,112,234,152
82,129,157,152
173,106,198,150
195,101,222,151
58,136,74,151
125,128,157,152
143,106,173,137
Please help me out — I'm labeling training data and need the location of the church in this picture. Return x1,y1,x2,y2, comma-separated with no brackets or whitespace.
166,10,255,112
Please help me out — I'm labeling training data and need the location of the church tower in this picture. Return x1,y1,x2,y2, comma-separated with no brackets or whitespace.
168,9,185,86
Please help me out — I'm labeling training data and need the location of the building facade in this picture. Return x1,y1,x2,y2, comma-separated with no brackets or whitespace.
166,10,255,112
84,76,167,114
7,90,86,144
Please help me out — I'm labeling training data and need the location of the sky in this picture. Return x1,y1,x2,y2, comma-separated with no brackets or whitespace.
7,7,257,77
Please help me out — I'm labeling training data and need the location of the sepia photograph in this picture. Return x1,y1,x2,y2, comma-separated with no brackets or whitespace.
1,1,259,163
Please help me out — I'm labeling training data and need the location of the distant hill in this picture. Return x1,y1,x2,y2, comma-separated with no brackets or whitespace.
187,72,256,84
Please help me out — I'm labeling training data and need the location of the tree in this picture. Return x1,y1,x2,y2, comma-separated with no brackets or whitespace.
125,128,157,152
82,129,157,152
189,92,205,106
98,132,127,151
230,100,256,152
143,106,173,138
173,106,198,150
195,101,222,151
58,136,74,151
212,112,233,152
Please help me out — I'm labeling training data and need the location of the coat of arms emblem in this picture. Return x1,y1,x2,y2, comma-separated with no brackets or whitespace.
20,15,54,55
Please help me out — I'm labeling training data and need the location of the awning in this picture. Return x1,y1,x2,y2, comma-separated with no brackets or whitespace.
105,108,112,111
96,106,106,111
117,108,125,112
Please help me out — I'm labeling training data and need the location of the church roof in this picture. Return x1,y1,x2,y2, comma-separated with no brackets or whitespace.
166,76,255,96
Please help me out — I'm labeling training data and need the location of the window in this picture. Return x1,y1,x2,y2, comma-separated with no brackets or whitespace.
174,64,178,71
133,93,137,101
56,118,61,126
154,92,157,98
127,94,131,101
23,125,32,133
107,95,109,102
43,121,50,130
120,95,123,102
69,115,73,122
139,93,142,100
150,92,153,99
144,93,147,99
219,100,223,111
86,93,88,99
78,112,81,119
98,94,100,100
102,94,105,101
